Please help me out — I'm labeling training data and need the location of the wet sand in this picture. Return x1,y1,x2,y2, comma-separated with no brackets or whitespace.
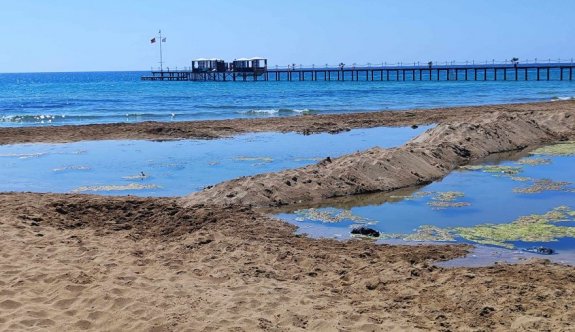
2,101,575,331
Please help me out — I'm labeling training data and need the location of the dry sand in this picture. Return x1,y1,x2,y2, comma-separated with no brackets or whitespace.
2,101,575,331
2,193,575,331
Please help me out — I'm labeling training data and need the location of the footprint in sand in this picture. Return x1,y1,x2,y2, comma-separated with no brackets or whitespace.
0,299,22,309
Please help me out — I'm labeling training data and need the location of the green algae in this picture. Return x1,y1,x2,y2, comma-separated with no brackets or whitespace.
427,191,470,209
403,225,456,242
516,158,552,166
513,179,573,194
52,165,91,172
428,201,471,209
376,207,575,249
234,156,274,163
390,191,470,209
531,142,575,156
379,225,456,242
389,191,432,200
433,191,464,201
72,183,160,193
452,206,575,249
294,208,374,224
460,165,523,175
510,176,533,182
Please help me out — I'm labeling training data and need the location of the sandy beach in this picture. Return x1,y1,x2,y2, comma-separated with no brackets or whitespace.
2,101,575,331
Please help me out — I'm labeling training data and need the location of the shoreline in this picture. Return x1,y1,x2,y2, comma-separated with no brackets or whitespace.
1,100,574,145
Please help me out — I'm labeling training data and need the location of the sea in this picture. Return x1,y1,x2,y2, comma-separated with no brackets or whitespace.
0,71,574,127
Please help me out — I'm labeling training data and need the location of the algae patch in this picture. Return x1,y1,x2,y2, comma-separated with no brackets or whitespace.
380,225,456,242
460,165,523,175
294,207,374,224
516,158,551,166
234,156,274,163
72,183,160,193
452,206,575,249
391,191,470,209
52,165,91,172
513,179,574,194
531,142,575,156
427,191,470,209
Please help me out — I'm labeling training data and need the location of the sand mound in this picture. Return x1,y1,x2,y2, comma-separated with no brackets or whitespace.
183,110,575,208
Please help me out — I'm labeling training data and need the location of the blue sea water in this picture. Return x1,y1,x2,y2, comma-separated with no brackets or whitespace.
0,71,574,127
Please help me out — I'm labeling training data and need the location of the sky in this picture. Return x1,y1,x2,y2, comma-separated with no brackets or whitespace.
0,0,574,73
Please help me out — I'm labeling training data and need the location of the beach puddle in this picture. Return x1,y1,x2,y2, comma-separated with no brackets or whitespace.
277,142,575,265
0,125,431,196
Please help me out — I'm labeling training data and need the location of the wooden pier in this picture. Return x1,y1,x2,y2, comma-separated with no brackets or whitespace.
142,61,575,82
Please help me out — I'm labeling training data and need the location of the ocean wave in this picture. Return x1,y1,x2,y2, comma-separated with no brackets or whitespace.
0,112,179,124
240,108,317,116
551,96,575,101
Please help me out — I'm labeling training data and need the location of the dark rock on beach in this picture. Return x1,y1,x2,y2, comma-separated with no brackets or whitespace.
524,246,556,255
351,226,380,238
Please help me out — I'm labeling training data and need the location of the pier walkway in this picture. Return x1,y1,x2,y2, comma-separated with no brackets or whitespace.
141,60,575,82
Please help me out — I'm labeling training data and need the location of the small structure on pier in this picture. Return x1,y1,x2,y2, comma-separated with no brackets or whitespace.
192,58,226,72
232,57,268,74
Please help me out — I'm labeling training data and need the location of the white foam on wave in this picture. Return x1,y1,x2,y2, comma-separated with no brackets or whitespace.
0,114,66,123
241,108,315,116
551,96,575,101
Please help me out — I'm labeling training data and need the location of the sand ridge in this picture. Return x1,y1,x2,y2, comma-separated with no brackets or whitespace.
183,109,575,208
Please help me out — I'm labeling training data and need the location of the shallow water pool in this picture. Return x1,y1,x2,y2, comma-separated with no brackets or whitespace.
0,126,430,196
277,143,575,265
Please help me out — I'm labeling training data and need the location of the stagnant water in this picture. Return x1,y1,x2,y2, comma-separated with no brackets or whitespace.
277,142,575,265
0,125,430,196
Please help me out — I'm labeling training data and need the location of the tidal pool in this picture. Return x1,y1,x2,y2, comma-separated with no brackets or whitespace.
277,143,575,265
0,125,430,196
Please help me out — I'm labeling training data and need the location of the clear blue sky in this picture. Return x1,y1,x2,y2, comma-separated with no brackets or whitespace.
1,0,574,72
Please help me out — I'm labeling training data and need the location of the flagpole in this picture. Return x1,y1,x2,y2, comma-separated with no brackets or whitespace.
159,29,163,72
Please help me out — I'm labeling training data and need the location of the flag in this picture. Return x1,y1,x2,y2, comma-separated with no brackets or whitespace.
150,37,156,44
162,37,166,42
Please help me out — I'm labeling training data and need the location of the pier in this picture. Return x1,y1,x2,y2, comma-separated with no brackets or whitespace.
141,59,575,82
